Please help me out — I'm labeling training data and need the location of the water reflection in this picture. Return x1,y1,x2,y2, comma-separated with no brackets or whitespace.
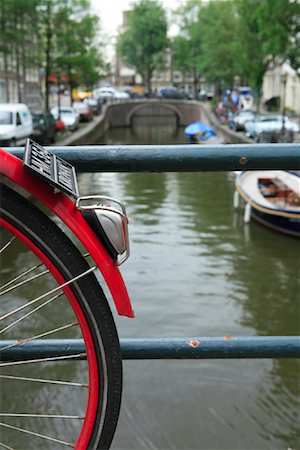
121,173,168,223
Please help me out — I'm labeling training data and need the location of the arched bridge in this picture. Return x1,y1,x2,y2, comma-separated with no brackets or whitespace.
59,99,251,146
106,99,208,127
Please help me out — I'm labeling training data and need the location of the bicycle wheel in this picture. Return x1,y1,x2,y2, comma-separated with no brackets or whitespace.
0,183,122,449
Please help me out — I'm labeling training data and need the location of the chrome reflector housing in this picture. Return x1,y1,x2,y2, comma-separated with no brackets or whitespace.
76,196,130,265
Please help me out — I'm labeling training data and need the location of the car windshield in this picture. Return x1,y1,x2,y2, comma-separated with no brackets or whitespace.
32,114,43,122
60,109,74,114
260,116,280,122
0,111,13,125
74,103,87,110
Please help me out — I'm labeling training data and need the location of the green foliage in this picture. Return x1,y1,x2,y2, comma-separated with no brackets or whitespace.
171,35,191,72
171,0,203,91
117,0,168,90
172,0,299,97
235,0,299,92
195,1,241,86
0,0,106,108
53,0,104,92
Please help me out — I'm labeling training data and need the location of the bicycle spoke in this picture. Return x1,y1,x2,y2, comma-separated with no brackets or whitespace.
0,423,75,447
1,184,122,449
0,263,43,292
0,374,88,387
1,254,89,293
0,266,96,322
0,353,86,367
0,293,63,334
0,441,15,450
0,269,49,296
0,237,16,254
0,322,78,353
0,414,83,420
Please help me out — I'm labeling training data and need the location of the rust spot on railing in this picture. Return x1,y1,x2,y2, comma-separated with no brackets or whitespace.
187,339,200,348
239,156,248,166
224,336,233,341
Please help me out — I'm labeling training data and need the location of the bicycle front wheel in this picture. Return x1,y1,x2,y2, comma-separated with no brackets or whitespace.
0,183,122,449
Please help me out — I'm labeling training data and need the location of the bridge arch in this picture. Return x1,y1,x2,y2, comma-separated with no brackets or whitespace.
105,99,209,129
127,102,184,127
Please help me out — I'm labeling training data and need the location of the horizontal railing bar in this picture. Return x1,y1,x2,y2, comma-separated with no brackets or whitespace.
1,337,299,361
7,144,300,172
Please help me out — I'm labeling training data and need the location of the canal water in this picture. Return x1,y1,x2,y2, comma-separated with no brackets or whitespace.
78,116,299,449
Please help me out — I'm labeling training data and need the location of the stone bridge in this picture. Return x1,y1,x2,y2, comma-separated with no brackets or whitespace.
59,99,251,146
106,99,206,127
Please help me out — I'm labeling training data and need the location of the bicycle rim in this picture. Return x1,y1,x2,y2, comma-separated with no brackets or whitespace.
0,183,122,449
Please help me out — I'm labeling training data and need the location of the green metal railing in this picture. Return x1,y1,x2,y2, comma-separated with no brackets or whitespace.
1,337,299,361
10,143,300,172
5,144,300,361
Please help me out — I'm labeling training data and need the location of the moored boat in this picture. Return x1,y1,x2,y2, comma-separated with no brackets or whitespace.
184,121,215,143
234,170,300,237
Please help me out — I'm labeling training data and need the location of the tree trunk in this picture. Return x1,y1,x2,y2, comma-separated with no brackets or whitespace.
146,68,152,94
4,53,10,102
45,0,52,112
15,40,22,102
21,14,27,106
193,67,198,97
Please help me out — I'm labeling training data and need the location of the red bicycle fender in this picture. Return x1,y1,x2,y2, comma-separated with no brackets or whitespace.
0,149,134,318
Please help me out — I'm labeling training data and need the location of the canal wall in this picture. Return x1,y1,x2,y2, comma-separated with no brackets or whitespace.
58,99,252,146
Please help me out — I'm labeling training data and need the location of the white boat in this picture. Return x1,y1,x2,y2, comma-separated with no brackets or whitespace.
234,170,300,237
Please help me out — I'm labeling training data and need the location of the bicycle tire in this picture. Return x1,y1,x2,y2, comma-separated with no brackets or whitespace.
0,183,122,449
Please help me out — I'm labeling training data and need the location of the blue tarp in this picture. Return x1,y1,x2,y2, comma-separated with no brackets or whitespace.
184,121,215,141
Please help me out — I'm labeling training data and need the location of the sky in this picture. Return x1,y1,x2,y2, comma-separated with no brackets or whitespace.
90,0,180,54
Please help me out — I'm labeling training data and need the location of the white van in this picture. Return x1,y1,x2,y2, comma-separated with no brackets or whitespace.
0,103,33,146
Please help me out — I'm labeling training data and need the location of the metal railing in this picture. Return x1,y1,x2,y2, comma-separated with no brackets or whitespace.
10,143,300,172
5,143,300,361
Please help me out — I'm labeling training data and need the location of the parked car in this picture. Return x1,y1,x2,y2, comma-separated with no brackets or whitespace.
245,114,299,141
0,103,33,146
83,97,102,115
228,110,257,131
71,89,92,101
93,87,130,101
72,101,93,122
159,87,189,99
31,111,56,144
55,119,65,132
50,106,79,131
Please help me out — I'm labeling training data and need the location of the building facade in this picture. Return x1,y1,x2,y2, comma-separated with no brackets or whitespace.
262,62,300,114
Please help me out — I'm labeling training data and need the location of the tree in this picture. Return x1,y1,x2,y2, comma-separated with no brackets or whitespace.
195,0,241,94
172,0,241,96
117,0,168,92
51,0,105,104
235,0,300,104
0,0,106,110
172,0,203,95
171,35,191,75
0,0,41,103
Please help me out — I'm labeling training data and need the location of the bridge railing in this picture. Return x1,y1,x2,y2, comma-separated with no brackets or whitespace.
5,143,300,361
